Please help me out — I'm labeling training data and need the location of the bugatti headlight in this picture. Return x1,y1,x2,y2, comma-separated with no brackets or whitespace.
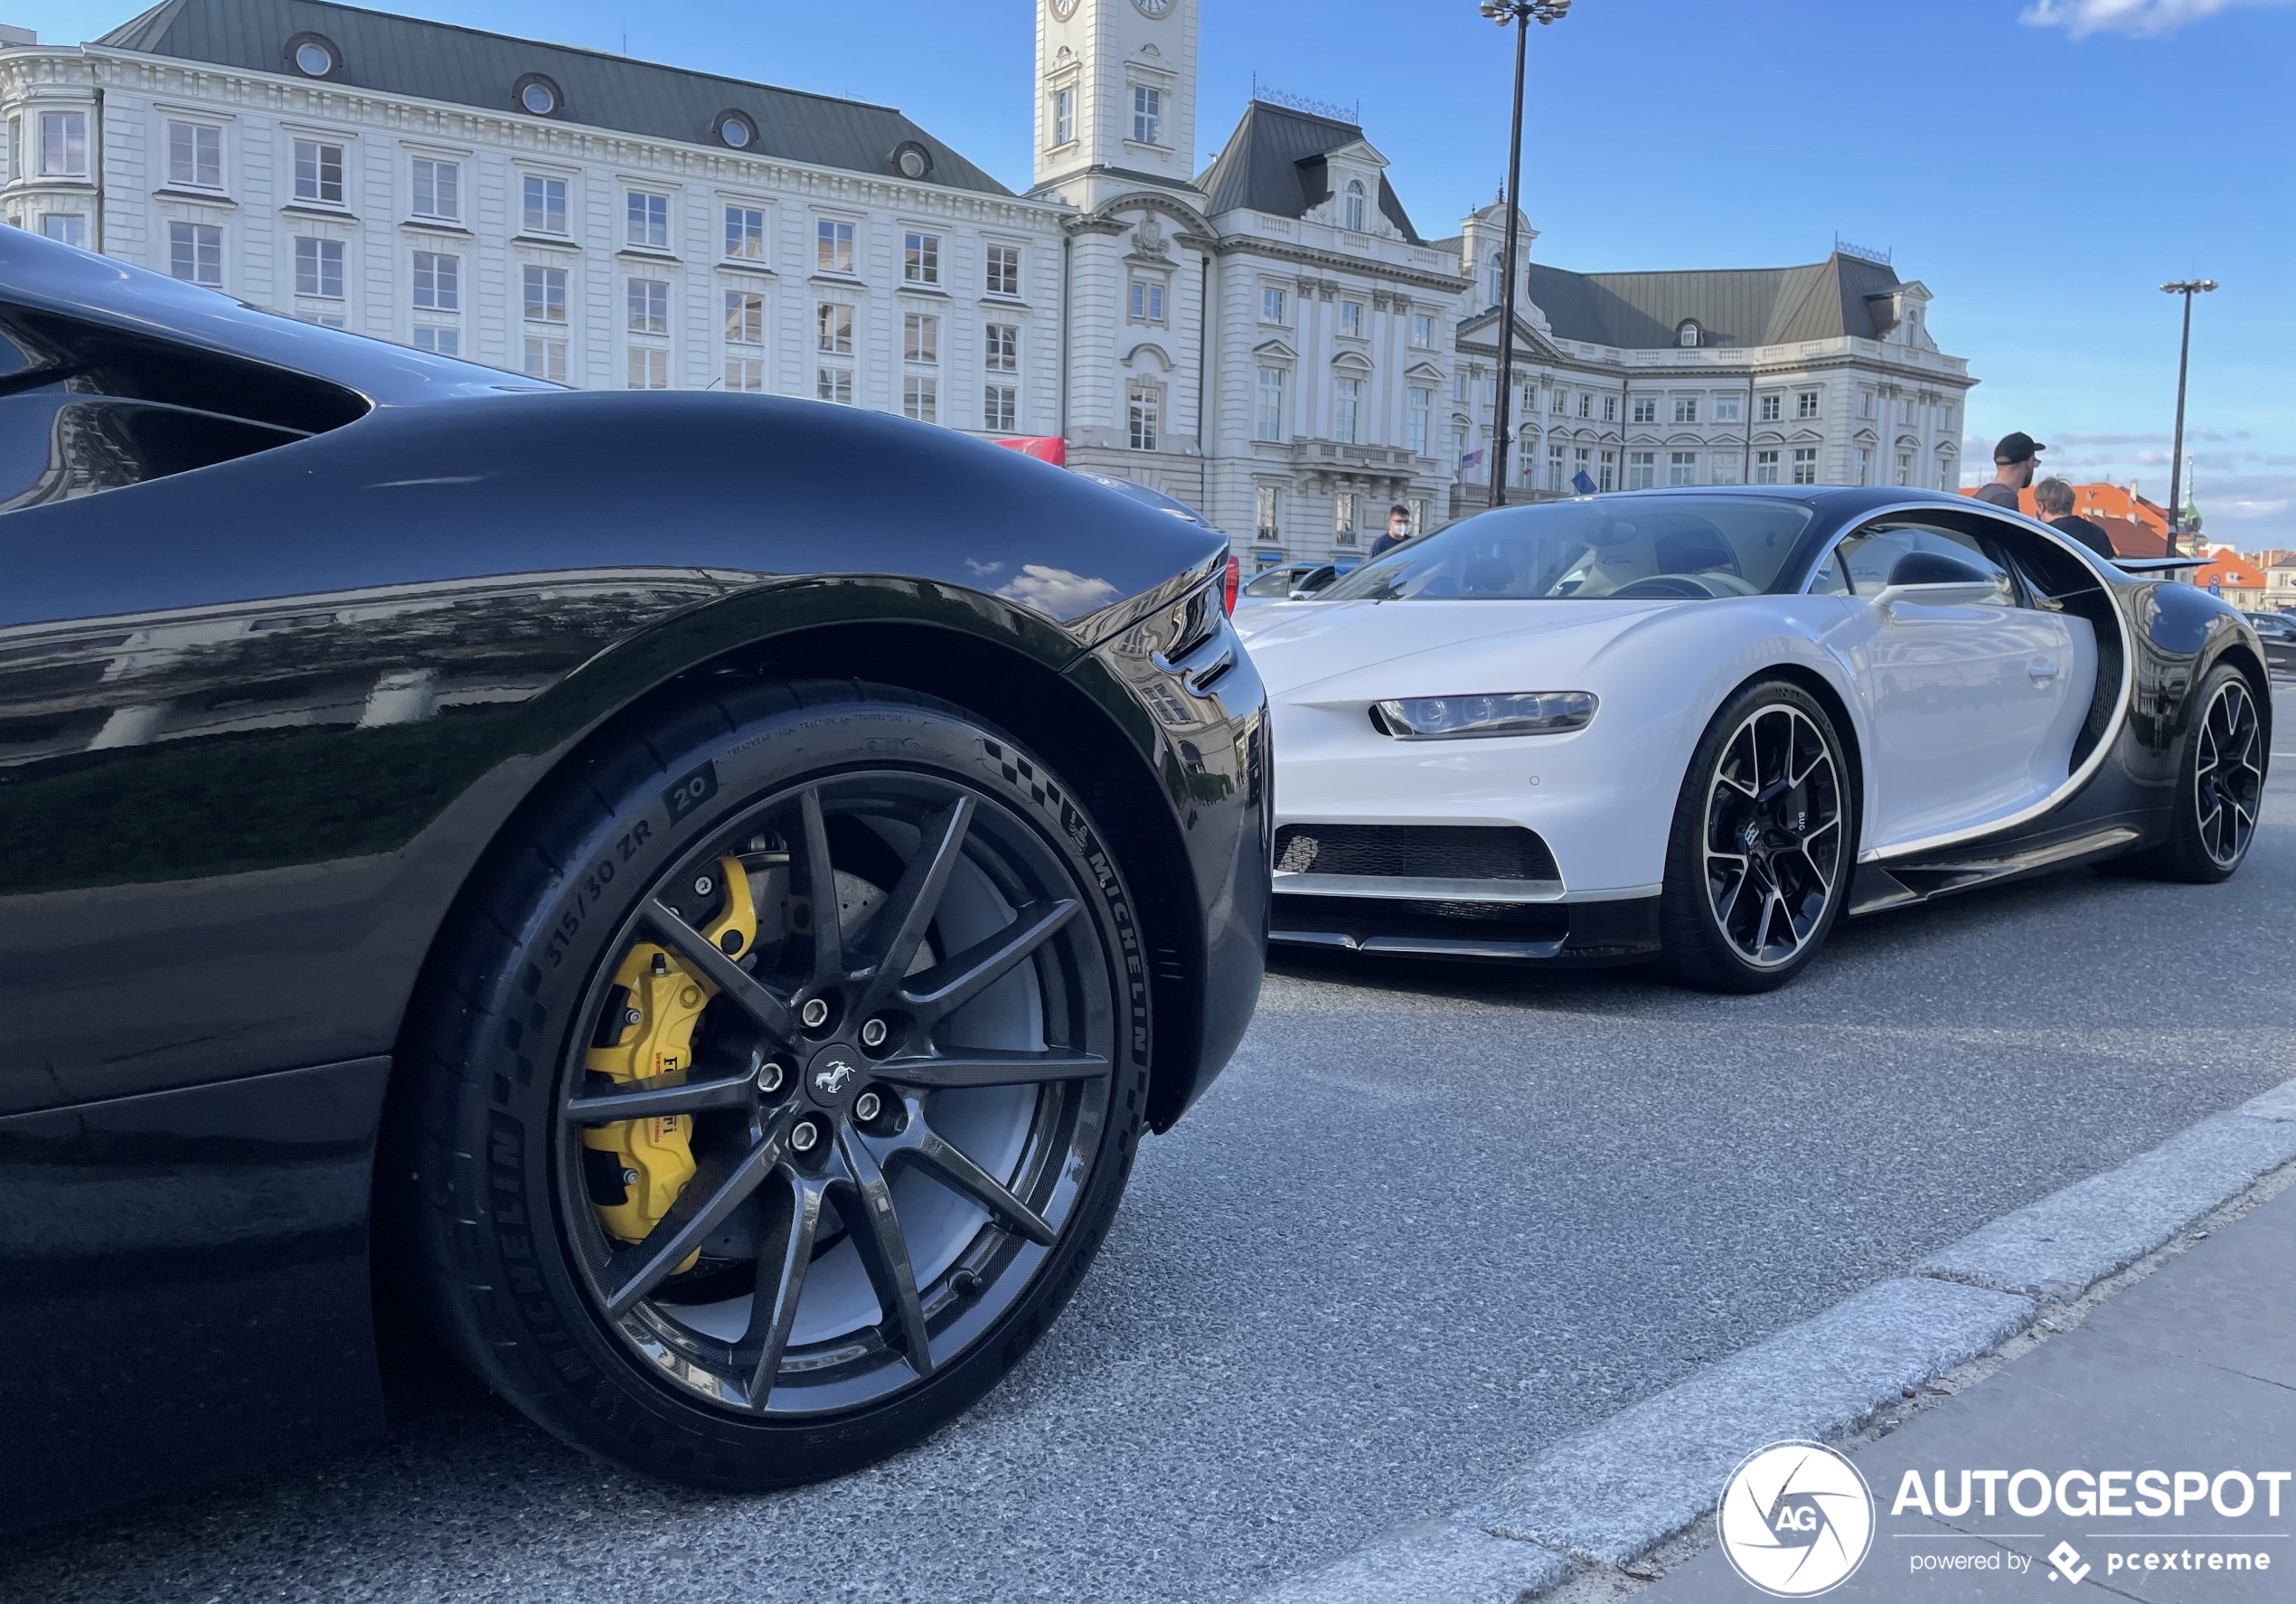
1370,692,1598,740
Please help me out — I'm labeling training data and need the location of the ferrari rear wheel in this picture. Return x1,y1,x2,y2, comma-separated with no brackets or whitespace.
1661,680,1851,993
398,680,1147,1488
2122,662,2264,883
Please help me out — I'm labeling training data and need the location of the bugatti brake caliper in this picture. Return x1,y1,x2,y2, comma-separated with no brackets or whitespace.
582,856,758,1262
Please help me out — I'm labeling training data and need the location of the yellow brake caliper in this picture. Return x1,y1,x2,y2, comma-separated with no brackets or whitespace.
583,856,758,1267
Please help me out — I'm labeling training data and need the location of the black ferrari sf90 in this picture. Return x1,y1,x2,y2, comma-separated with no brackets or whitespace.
0,230,1267,1527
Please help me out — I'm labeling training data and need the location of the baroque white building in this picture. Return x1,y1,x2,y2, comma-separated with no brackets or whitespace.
0,0,1976,570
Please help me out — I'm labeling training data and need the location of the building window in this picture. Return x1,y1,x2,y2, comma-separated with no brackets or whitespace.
983,383,1018,432
626,191,669,250
726,354,764,392
1669,451,1698,486
1255,485,1281,541
1132,84,1162,146
1754,448,1780,485
294,236,343,298
1716,392,1743,424
1631,396,1657,425
1792,447,1819,485
1548,444,1565,493
984,322,1019,374
1127,381,1160,450
816,220,854,274
1758,392,1783,422
40,213,86,248
412,250,458,310
1407,386,1431,456
1334,492,1358,543
1896,449,1914,486
725,288,765,344
725,205,765,260
903,373,936,421
904,310,939,363
1599,449,1616,493
1448,425,1468,475
627,346,669,390
1129,278,1165,324
1601,394,1617,422
1678,320,1699,348
411,326,459,356
1255,366,1284,442
1712,452,1741,486
167,120,221,188
1052,87,1076,147
523,336,567,382
1674,396,1698,424
1412,313,1435,347
1854,447,1871,486
293,139,343,205
1937,458,1956,492
816,301,853,355
39,111,87,177
903,231,939,285
1262,286,1287,325
1487,253,1504,307
986,244,1021,297
1339,301,1363,338
522,175,568,235
1333,377,1361,445
411,157,458,221
523,265,568,323
627,278,669,335
817,366,853,405
1795,390,1821,420
1858,391,1876,420
1627,450,1657,491
1343,178,1367,232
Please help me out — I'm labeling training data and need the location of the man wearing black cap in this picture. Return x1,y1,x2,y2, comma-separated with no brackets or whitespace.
1975,431,2045,509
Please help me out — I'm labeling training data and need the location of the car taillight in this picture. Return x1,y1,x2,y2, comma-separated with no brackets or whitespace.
1223,554,1239,616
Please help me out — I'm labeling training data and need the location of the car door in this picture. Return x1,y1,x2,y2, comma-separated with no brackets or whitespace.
1818,518,2094,850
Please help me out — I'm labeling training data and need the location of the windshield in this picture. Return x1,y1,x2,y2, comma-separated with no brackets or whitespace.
1321,496,1819,602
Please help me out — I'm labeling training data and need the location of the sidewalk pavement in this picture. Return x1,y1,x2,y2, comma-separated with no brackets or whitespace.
1646,1180,2296,1603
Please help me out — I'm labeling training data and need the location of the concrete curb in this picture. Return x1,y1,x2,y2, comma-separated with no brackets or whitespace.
1246,1077,2296,1604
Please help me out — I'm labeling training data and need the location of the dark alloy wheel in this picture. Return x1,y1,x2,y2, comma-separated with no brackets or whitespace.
1661,680,1852,993
398,681,1147,1486
2125,662,2267,884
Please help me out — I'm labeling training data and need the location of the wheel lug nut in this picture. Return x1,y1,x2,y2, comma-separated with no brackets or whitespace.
860,1017,888,1048
621,1167,639,1187
854,1090,881,1122
624,1007,642,1025
757,1060,784,1094
790,1120,819,1154
800,997,830,1030
694,874,714,896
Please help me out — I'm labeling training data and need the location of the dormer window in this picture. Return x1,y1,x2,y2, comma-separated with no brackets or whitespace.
1488,253,1505,307
1678,320,1700,348
1344,178,1367,233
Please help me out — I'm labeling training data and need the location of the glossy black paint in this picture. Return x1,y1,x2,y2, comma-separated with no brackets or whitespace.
0,230,1267,1525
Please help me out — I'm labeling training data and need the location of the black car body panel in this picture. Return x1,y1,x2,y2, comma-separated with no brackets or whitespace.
0,230,1267,1524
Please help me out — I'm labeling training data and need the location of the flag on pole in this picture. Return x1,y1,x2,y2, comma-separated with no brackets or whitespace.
1461,448,1485,473
1571,469,1598,495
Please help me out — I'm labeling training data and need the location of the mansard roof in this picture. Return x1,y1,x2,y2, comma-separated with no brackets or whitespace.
1527,252,1907,350
99,0,1012,195
1194,100,1421,244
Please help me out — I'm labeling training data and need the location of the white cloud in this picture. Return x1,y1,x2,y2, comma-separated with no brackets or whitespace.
2020,0,2292,38
995,564,1121,618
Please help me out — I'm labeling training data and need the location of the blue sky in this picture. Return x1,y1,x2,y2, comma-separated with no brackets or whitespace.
20,0,2294,546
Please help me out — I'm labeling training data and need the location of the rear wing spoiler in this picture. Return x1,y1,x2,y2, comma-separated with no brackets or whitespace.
2108,556,2210,572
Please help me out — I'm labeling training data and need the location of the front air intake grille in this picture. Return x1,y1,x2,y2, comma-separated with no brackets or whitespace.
1274,824,1559,882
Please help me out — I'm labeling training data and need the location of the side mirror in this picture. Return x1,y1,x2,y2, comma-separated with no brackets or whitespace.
1875,580,2000,615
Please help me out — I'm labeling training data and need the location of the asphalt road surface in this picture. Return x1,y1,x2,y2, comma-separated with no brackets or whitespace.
11,686,2294,1604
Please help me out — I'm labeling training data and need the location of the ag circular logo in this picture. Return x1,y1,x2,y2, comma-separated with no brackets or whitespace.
1717,1440,1875,1597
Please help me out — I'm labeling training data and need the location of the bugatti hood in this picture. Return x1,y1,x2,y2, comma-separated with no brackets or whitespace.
1243,598,1682,702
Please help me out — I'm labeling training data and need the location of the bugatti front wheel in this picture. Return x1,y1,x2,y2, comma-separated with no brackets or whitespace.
398,681,1146,1488
1660,680,1852,994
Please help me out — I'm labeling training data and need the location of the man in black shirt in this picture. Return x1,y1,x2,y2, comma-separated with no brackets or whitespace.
2034,477,2116,558
1975,432,2045,509
1367,504,1416,560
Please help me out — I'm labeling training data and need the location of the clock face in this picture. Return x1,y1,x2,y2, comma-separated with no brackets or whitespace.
1133,0,1172,16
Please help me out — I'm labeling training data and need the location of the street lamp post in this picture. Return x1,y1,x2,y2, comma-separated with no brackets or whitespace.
2160,278,2216,559
1478,0,1571,507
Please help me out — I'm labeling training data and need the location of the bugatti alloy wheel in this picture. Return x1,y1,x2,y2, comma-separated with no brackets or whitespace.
2130,662,2266,883
400,681,1147,1487
1661,681,1851,993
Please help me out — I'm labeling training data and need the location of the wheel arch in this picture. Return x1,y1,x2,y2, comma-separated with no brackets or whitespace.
1715,660,1869,849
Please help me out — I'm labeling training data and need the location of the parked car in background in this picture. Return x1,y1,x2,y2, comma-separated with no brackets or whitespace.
1236,562,1341,610
0,229,1269,1529
2242,611,2296,674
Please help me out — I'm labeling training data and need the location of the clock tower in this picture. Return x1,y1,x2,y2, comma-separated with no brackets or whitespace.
1031,0,1201,211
